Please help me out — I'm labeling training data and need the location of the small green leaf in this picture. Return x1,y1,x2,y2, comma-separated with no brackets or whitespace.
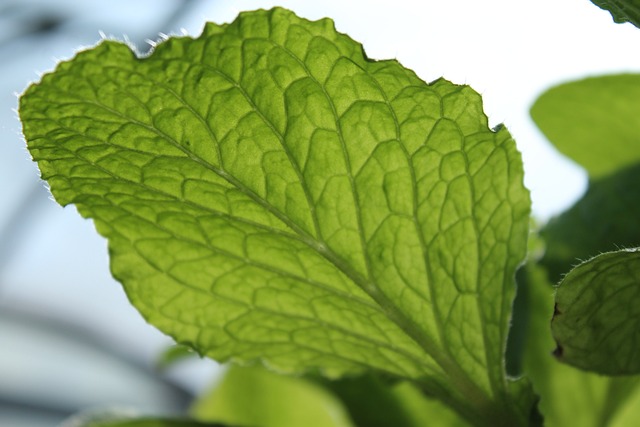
531,74,640,178
521,263,640,426
552,249,640,375
20,8,534,425
541,164,640,283
590,0,640,28
156,344,198,370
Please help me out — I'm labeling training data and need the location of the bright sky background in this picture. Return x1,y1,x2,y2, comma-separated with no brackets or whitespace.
2,1,640,425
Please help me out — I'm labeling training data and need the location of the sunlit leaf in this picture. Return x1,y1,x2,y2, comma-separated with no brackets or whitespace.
20,8,534,425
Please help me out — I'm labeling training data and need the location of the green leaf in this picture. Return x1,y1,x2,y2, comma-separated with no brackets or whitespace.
551,249,640,375
386,381,472,427
156,344,198,370
319,374,470,427
521,263,640,426
540,164,640,283
531,74,640,178
193,366,468,427
590,0,640,28
19,8,533,425
191,365,354,427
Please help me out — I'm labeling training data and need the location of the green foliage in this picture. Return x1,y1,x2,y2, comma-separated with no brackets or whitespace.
156,344,198,370
19,8,535,426
192,367,468,427
16,4,640,427
552,249,640,375
531,74,640,179
526,66,640,424
540,164,640,283
191,365,354,427
520,264,640,427
590,0,640,28
316,374,468,427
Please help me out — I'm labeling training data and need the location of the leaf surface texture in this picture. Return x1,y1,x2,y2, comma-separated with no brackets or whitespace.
552,249,640,375
20,8,532,425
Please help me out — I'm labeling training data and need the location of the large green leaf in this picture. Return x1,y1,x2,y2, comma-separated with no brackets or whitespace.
531,74,640,179
552,249,640,375
541,164,640,283
20,8,533,425
521,263,640,426
590,0,640,28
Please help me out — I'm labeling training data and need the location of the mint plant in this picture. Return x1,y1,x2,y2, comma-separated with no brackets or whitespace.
17,6,640,427
521,71,640,426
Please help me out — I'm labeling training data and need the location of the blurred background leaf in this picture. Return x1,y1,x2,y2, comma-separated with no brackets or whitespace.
191,365,355,427
191,366,469,427
540,164,640,283
531,74,640,179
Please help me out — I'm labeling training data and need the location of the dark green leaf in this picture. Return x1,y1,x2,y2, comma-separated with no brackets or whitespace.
541,164,640,283
590,0,640,28
552,249,640,375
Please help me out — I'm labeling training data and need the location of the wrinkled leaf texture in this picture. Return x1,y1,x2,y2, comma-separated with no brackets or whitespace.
552,249,640,375
20,8,533,426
